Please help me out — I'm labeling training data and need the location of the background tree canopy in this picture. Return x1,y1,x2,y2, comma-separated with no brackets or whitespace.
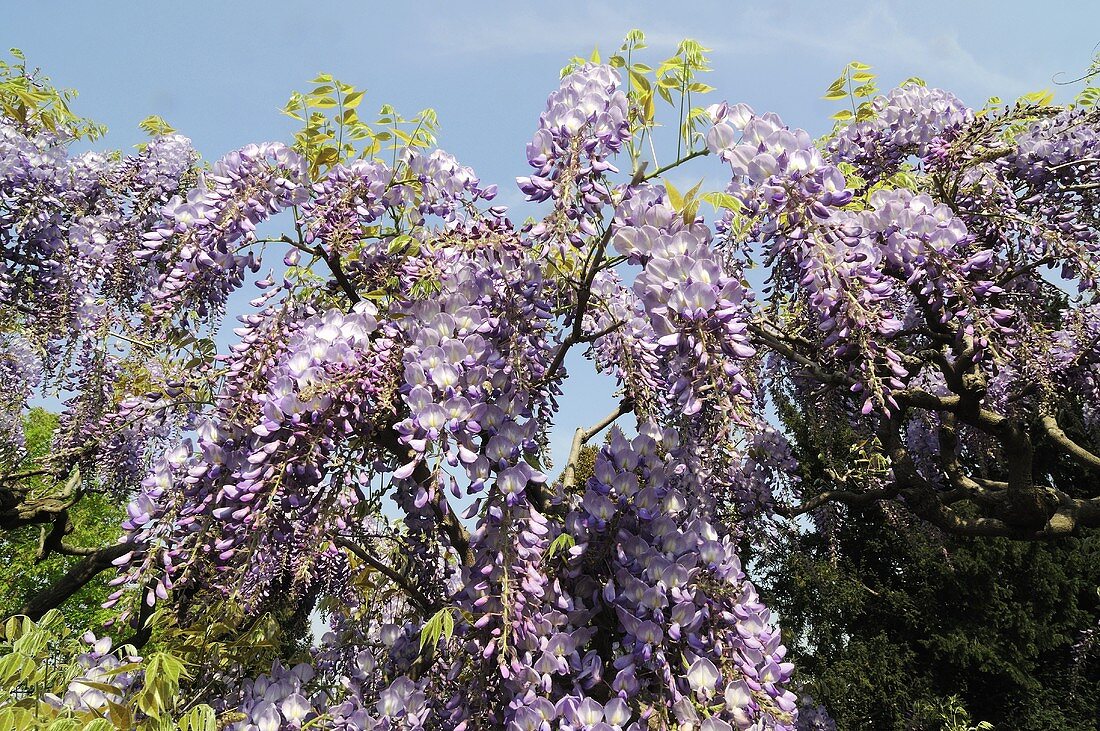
757,510,1100,729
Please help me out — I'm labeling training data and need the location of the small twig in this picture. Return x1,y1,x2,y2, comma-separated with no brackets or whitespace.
1049,157,1100,172
748,321,853,387
643,148,709,181
995,255,1055,286
277,233,361,306
1061,182,1100,192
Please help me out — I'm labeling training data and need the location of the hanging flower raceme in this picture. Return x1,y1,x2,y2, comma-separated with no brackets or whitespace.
617,184,756,418
76,58,814,731
520,63,631,249
705,104,881,377
43,633,144,715
51,354,187,495
0,332,42,469
0,116,197,343
299,158,403,250
380,423,797,730
218,660,371,731
138,142,309,325
997,106,1100,287
134,134,198,197
406,148,497,222
110,301,395,614
703,96,1017,414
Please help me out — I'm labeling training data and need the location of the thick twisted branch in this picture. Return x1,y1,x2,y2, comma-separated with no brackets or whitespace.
10,543,131,622
1040,414,1100,472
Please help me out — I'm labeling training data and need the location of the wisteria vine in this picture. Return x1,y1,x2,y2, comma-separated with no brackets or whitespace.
3,37,1100,731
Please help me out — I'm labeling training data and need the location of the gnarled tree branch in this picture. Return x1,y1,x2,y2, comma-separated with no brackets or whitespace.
1040,413,1100,472
11,542,131,621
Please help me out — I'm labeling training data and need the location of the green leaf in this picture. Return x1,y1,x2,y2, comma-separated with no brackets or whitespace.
702,191,743,212
0,708,34,731
72,680,125,696
1020,88,1054,106
106,699,132,729
822,90,849,100
0,653,32,685
684,177,704,199
664,179,684,211
544,533,576,560
177,705,217,731
138,114,176,137
629,69,651,91
623,29,646,49
135,652,187,718
102,661,144,677
419,608,457,650
343,90,365,109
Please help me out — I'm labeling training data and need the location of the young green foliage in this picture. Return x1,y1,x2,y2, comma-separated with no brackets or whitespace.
823,61,881,124
0,48,105,140
281,74,438,179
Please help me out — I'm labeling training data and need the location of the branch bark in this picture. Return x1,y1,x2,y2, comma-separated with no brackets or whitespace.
11,543,131,621
562,398,634,492
1040,414,1100,472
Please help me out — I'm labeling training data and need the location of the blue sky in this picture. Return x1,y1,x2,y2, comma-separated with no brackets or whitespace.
6,1,1099,469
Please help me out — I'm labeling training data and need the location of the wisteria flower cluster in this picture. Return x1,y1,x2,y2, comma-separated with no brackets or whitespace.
43,633,143,714
521,64,631,249
828,83,973,176
138,142,309,323
0,333,41,468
